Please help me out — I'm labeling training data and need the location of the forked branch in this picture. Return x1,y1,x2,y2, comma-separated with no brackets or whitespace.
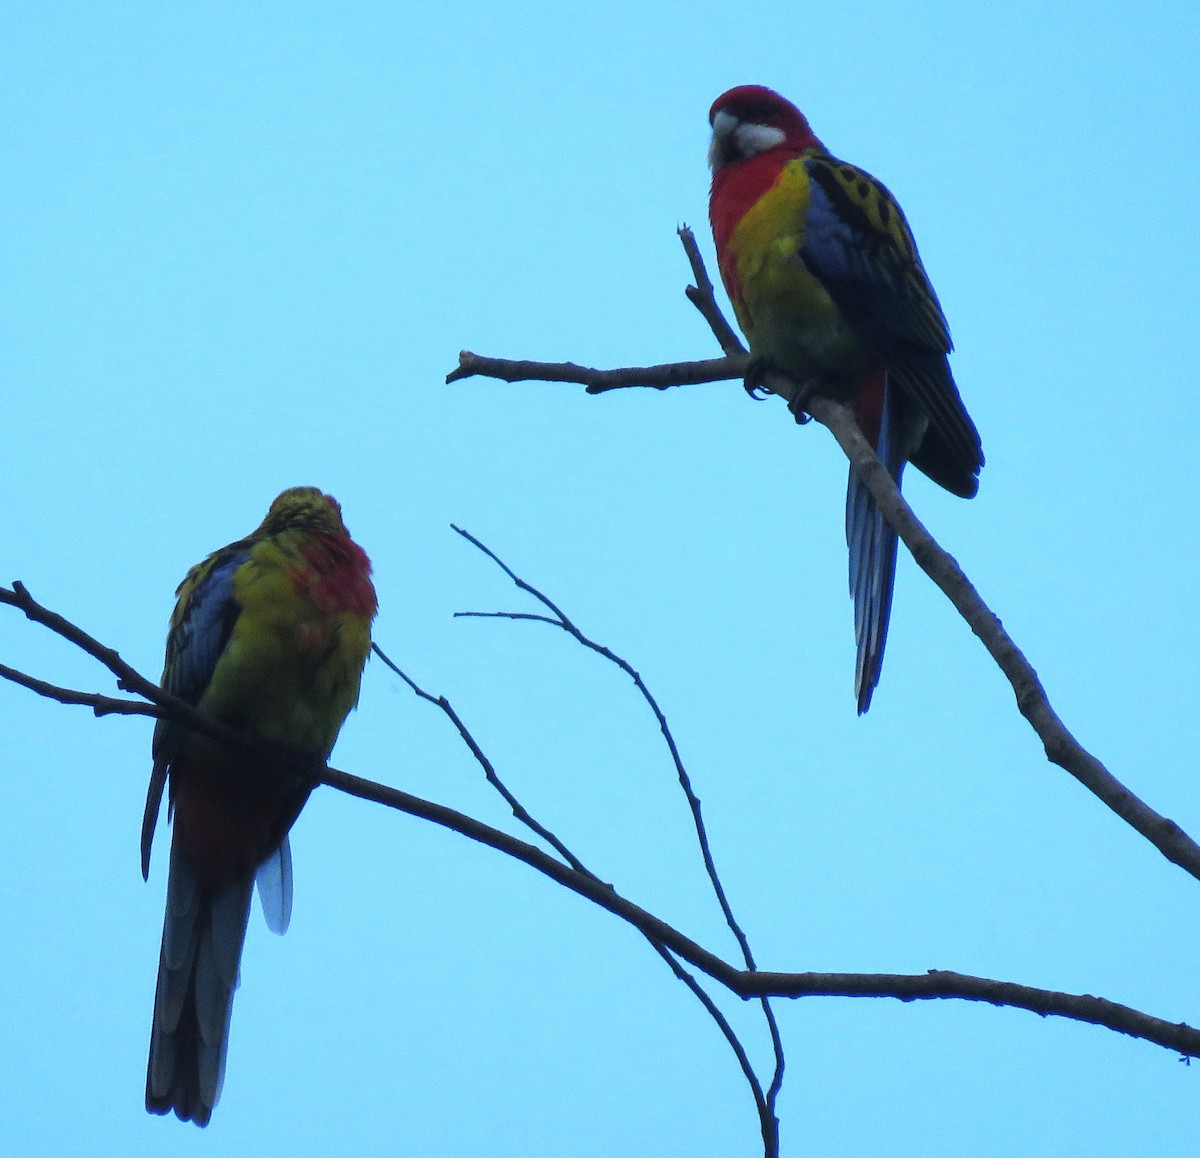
448,525,786,1117
444,227,1200,887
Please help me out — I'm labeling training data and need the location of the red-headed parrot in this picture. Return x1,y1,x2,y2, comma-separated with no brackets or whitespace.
708,85,983,712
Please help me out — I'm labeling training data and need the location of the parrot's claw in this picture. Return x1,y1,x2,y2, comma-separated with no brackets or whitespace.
786,385,814,425
742,356,771,401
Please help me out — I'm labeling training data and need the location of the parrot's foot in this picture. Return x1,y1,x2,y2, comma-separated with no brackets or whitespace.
741,355,771,401
742,358,813,423
786,384,814,425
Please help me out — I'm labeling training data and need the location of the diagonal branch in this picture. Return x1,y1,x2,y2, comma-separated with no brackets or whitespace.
1,581,149,690
369,639,778,1156
1,581,248,750
325,762,1200,1059
370,641,594,875
803,396,1200,877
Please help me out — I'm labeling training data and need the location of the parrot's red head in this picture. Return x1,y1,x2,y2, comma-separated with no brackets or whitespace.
708,85,821,173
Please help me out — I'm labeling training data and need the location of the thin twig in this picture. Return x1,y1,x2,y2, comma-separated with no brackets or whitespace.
678,225,745,357
643,945,775,1157
370,639,777,1155
0,662,150,717
450,524,786,1114
370,641,592,875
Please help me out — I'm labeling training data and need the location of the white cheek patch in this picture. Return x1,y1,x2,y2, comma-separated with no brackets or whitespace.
712,109,738,137
709,111,787,171
707,134,724,171
735,123,786,155
709,109,737,171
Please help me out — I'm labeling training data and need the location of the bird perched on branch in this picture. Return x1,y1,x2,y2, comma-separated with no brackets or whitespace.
141,486,377,1125
707,84,983,712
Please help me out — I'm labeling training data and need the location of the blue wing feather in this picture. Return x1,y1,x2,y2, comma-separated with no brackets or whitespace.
141,548,249,878
802,158,952,352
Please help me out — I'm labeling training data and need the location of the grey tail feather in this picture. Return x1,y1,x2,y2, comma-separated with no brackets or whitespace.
146,842,253,1127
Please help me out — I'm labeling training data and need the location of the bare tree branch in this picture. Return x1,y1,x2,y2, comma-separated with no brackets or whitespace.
441,232,1200,889
447,351,742,393
737,968,1200,1056
801,396,1200,876
0,661,149,717
1,581,245,749
369,640,593,875
4,586,1199,1066
324,764,1200,1059
450,524,786,1113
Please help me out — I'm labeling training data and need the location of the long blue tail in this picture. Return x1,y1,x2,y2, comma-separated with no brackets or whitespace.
845,379,906,714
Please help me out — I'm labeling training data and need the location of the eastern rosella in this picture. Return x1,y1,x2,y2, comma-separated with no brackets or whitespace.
141,486,377,1126
708,85,983,712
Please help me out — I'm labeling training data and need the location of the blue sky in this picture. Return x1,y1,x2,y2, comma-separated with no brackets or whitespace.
3,2,1200,1154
